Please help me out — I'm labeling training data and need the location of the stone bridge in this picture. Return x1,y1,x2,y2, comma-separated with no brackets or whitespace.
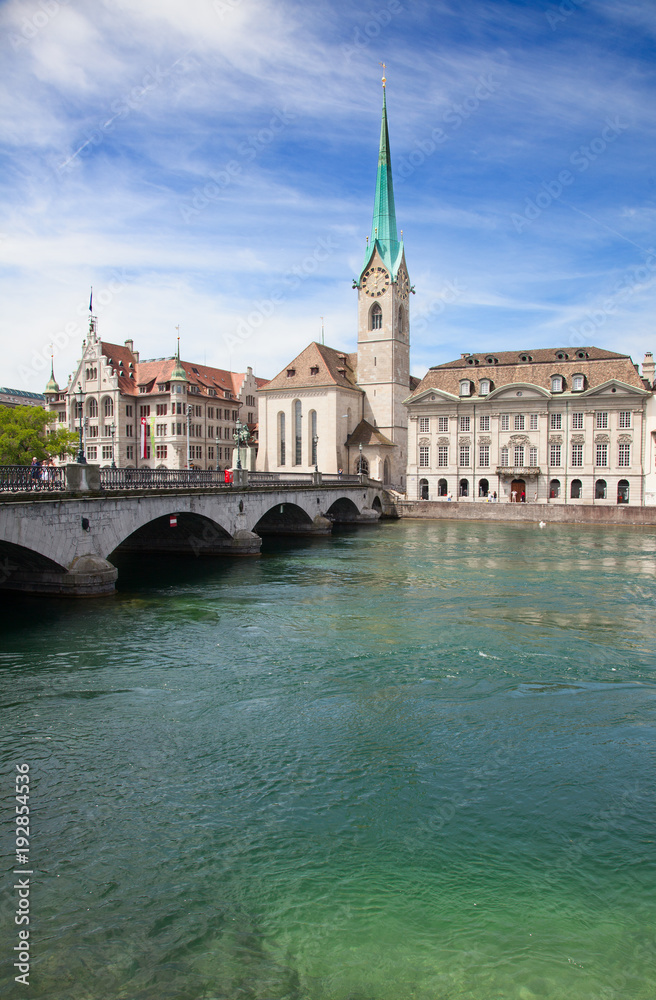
0,482,385,596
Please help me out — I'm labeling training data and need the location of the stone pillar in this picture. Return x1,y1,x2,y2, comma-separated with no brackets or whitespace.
232,468,249,487
66,464,101,492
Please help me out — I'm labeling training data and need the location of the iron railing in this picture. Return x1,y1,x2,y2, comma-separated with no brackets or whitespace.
99,468,230,490
0,465,66,492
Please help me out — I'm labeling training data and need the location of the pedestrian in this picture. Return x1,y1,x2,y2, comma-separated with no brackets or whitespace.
521,491,526,503
30,457,41,488
533,491,538,503
511,489,517,503
338,467,343,478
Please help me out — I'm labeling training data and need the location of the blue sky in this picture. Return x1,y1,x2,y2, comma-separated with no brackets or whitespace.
1,0,656,391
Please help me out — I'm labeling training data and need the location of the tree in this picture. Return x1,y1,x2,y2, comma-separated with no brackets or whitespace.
0,406,79,465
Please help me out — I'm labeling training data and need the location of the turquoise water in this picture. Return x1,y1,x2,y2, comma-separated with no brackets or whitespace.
2,519,656,1000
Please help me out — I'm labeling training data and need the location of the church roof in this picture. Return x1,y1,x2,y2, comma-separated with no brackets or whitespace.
407,346,649,400
346,419,394,449
260,342,363,393
362,85,404,279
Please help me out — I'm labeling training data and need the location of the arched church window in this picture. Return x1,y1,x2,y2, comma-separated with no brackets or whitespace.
278,411,285,466
103,396,114,418
87,398,98,418
370,303,382,330
293,399,302,466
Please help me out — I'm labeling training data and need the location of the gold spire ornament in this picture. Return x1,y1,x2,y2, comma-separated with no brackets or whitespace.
380,61,386,88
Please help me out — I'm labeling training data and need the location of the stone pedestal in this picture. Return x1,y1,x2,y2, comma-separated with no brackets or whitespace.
66,464,101,492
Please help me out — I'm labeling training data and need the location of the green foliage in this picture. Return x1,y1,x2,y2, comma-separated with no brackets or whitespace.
0,406,79,465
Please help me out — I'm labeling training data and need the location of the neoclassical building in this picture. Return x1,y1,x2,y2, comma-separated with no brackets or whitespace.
405,347,654,505
257,83,417,486
44,317,266,470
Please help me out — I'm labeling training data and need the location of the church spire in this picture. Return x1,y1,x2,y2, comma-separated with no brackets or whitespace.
365,73,403,277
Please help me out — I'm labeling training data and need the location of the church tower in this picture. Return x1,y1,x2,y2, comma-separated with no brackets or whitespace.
355,77,411,486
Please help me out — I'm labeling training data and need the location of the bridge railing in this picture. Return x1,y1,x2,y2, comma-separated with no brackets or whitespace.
99,468,228,490
0,465,66,492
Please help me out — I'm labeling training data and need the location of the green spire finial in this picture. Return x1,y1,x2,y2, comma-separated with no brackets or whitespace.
45,354,59,394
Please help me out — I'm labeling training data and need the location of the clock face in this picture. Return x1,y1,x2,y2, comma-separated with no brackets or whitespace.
397,269,409,300
362,266,390,297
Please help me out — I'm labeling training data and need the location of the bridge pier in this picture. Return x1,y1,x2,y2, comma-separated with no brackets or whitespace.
0,554,118,598
256,513,333,537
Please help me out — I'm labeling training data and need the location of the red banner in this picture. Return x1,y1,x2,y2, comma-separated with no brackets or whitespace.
140,416,147,459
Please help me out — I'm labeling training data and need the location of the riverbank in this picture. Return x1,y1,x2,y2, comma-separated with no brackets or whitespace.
395,499,656,526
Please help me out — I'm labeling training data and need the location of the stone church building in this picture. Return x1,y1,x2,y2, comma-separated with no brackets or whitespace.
257,84,417,488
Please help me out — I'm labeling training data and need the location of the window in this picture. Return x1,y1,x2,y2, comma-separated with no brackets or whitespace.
438,479,448,496
514,414,525,431
459,380,471,396
572,374,584,391
126,445,134,460
572,412,583,429
459,478,469,497
514,446,524,467
596,411,608,429
224,409,230,420
617,480,630,504
549,444,561,466
596,444,608,467
278,411,285,466
208,426,214,438
125,424,133,437
419,478,429,500
619,411,631,428
156,424,166,436
460,416,470,432
208,407,214,420
438,446,449,467
500,446,509,465
102,445,112,461
571,479,582,499
419,446,430,467
618,443,631,467
479,445,490,467
156,404,168,416
529,414,538,431
294,400,302,465
104,398,114,417
370,303,382,330
139,405,150,417
246,395,255,407
88,425,99,439
419,417,430,433
551,376,563,392
208,447,214,460
459,446,470,467
287,369,295,378
571,443,583,467
438,417,449,433
550,413,562,430
479,380,490,396
550,479,561,498
310,410,317,466
478,478,489,497
87,398,98,417
500,414,509,431
529,447,538,467
479,415,490,431
595,479,607,499
310,366,319,376
86,446,97,460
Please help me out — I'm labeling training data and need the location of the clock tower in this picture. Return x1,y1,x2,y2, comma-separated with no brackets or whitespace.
355,79,411,486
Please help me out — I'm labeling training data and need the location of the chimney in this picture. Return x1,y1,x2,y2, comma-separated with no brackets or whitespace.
643,352,655,386
125,339,133,353
461,352,470,359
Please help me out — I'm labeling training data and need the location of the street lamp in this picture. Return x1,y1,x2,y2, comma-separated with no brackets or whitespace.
312,434,319,473
110,422,116,468
76,384,86,464
233,418,250,470
215,435,220,472
358,441,363,474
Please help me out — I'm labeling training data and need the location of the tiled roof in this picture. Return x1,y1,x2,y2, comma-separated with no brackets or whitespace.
346,419,394,448
261,342,363,393
408,346,649,400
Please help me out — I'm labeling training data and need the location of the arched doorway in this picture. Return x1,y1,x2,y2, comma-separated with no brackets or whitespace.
549,479,560,499
595,479,607,500
438,478,448,497
478,478,489,498
459,478,469,497
511,478,526,502
617,479,629,504
570,479,582,499
419,478,429,500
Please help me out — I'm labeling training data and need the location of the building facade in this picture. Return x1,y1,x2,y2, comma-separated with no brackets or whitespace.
257,83,416,486
44,318,267,470
406,347,654,505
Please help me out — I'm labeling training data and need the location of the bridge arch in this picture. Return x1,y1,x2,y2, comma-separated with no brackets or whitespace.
113,511,235,558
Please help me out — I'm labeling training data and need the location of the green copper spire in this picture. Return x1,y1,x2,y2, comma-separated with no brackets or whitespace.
170,337,188,382
45,357,59,395
364,81,403,278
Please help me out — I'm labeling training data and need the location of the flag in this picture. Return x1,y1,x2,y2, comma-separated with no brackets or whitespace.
149,415,156,457
140,416,147,459
89,287,93,313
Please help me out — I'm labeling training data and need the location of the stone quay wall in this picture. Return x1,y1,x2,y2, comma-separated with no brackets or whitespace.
395,500,656,527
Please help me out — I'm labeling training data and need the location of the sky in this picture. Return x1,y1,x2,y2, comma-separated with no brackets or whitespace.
1,0,656,391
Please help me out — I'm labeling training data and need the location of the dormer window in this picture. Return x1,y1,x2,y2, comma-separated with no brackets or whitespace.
479,379,490,396
572,374,585,392
551,375,564,392
555,351,569,360
310,366,319,376
286,369,295,378
485,356,498,365
519,354,533,363
459,379,472,396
